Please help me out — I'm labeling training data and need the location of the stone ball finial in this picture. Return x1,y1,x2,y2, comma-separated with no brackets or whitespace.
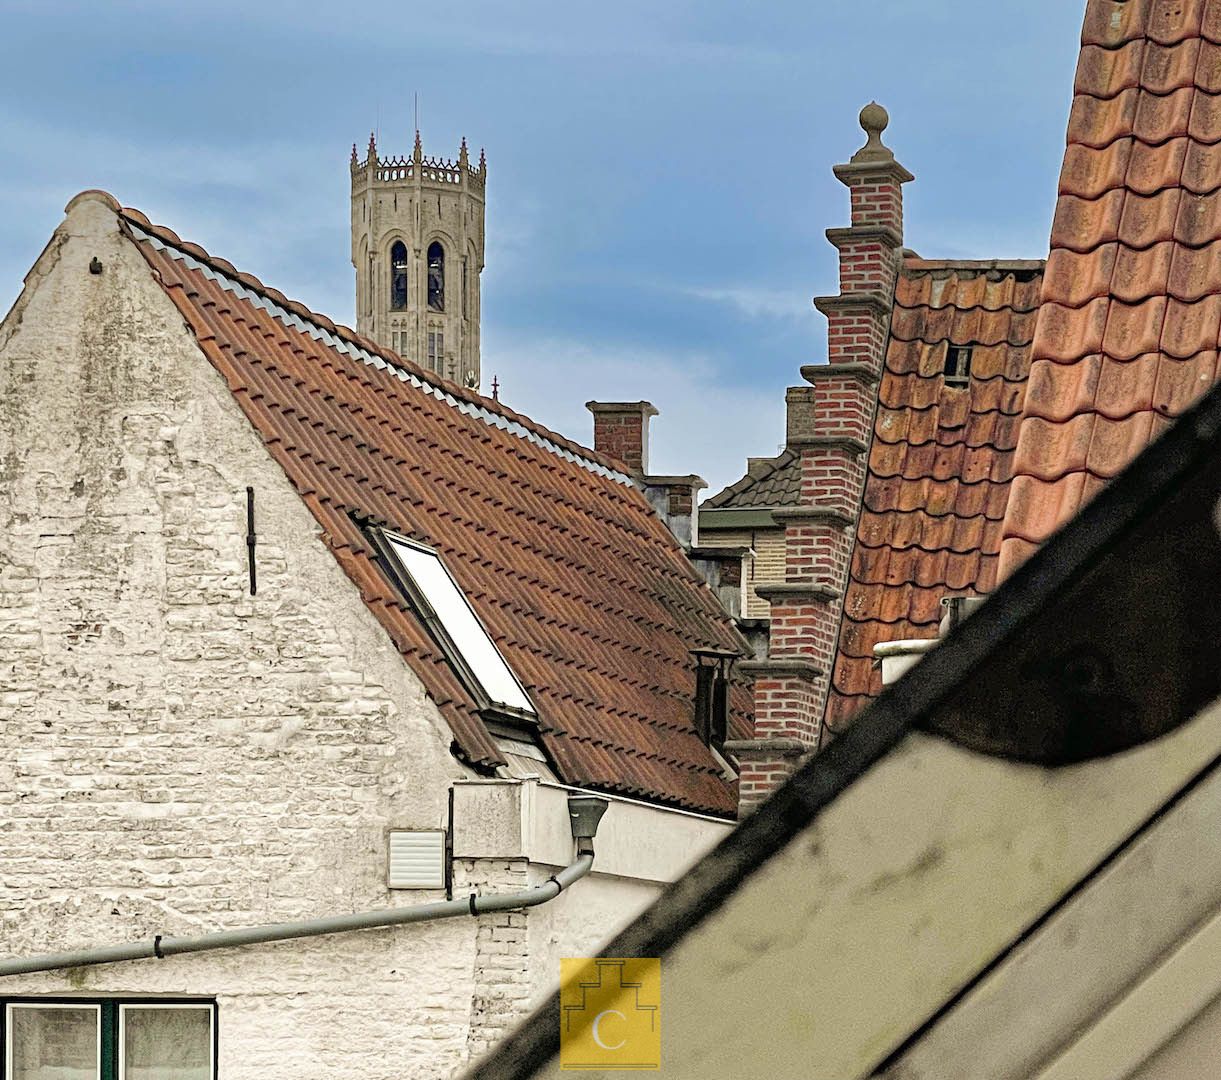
850,100,896,164
860,101,889,137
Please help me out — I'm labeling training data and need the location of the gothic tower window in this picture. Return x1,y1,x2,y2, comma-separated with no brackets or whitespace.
428,242,445,312
390,242,409,311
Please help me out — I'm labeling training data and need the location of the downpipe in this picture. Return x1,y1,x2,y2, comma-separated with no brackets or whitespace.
0,794,609,979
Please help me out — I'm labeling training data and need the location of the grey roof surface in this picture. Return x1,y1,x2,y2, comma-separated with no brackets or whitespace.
702,449,800,510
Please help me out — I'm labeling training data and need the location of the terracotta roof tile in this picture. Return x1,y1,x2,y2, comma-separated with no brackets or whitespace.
1201,39,1221,89
120,211,747,816
825,260,1043,732
1075,40,1145,98
1000,0,1221,576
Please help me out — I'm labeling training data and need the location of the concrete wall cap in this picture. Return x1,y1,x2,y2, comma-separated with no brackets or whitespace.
754,581,841,604
642,474,707,488
813,291,892,318
800,362,881,385
585,401,659,417
825,224,903,250
832,159,916,185
787,435,870,456
771,506,855,529
721,738,807,758
738,657,825,682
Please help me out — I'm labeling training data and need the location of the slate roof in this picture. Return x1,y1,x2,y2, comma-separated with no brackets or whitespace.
1000,0,1221,574
703,450,801,510
825,259,1043,731
110,201,748,817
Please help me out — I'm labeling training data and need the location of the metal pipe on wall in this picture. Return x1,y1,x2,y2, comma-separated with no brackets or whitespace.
0,795,607,978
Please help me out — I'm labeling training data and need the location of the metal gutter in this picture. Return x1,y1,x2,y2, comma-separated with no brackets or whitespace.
697,508,781,528
0,795,608,979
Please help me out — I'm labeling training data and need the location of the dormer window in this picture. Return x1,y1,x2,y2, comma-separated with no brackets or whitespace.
372,530,536,724
944,344,973,386
390,242,409,311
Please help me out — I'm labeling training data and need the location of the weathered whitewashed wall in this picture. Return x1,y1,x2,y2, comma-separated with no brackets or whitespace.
0,193,481,1079
0,195,736,1079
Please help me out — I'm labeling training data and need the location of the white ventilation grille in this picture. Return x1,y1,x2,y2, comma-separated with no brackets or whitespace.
387,830,446,889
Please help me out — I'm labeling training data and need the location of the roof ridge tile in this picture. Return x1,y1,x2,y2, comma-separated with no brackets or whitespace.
118,210,633,482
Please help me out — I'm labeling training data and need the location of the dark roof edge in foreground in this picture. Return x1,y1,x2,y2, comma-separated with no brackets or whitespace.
469,377,1221,1078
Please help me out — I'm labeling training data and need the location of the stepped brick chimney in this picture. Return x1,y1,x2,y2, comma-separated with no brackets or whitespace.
586,401,658,475
726,103,913,814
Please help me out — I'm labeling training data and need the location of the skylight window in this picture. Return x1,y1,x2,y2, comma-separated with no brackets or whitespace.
377,532,536,721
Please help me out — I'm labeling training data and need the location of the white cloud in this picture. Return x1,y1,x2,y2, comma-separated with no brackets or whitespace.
679,283,816,322
483,332,786,500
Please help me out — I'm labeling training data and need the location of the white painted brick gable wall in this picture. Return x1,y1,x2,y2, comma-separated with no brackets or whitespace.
0,194,485,1079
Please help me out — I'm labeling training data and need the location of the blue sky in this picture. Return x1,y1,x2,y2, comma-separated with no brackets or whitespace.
0,1,1084,497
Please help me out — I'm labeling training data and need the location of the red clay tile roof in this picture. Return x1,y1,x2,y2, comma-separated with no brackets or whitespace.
825,259,1043,730
116,206,749,817
1000,0,1221,574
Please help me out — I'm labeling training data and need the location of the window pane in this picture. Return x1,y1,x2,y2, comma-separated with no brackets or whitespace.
9,1006,99,1080
386,537,534,714
122,1007,211,1080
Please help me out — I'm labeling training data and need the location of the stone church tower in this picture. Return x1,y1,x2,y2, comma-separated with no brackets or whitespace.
350,132,486,388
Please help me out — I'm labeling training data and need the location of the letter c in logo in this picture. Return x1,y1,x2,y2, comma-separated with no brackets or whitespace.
591,1009,626,1051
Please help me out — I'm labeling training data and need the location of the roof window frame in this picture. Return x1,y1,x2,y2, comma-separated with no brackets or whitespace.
367,526,540,733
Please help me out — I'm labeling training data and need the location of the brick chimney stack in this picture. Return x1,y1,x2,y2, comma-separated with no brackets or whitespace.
725,103,912,815
586,401,658,475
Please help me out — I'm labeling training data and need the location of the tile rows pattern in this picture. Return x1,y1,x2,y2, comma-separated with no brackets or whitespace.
703,450,800,509
1001,0,1221,573
825,261,1044,730
123,210,748,816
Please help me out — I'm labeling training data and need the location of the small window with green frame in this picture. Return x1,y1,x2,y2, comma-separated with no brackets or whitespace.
2,998,216,1080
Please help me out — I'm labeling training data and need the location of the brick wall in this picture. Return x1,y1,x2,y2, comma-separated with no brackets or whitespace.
730,107,912,814
586,401,657,474
455,859,533,1064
